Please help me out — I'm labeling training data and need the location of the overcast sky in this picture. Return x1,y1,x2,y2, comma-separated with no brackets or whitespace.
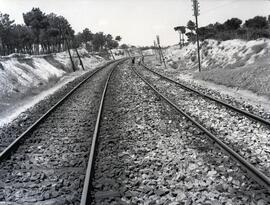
0,0,270,46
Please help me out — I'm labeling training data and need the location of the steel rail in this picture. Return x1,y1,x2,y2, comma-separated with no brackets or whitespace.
141,63,270,127
132,66,270,192
80,60,119,205
0,60,123,161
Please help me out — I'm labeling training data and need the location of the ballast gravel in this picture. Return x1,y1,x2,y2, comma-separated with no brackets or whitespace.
91,62,269,204
0,63,116,204
136,65,270,179
144,57,270,121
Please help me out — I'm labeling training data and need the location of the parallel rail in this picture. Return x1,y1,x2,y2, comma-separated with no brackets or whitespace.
80,61,118,205
0,60,123,161
141,63,270,127
132,66,270,192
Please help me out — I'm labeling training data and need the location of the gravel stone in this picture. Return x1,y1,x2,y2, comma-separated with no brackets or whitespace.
91,61,270,204
136,63,270,178
0,62,119,204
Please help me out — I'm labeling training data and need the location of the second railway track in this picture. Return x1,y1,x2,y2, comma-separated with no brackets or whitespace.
141,63,270,126
133,64,270,192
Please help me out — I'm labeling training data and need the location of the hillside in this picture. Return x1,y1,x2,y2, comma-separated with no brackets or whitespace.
0,49,105,125
164,38,270,97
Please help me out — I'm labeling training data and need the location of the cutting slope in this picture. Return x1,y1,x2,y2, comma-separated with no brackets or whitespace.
164,39,270,97
0,49,105,125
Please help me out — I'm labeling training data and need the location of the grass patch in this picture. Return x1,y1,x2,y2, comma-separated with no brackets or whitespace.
0,63,4,70
251,43,267,54
169,61,179,69
44,55,68,72
17,58,35,68
231,60,246,68
191,55,196,62
13,88,20,93
10,76,19,84
15,64,31,74
219,46,225,50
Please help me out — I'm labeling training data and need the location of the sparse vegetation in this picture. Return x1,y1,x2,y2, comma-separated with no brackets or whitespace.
251,43,267,54
191,55,196,62
170,61,178,69
0,63,4,70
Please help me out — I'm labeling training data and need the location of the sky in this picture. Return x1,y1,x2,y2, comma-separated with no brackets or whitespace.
0,0,270,46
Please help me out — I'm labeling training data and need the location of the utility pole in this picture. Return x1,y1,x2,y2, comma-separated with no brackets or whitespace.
63,34,76,72
154,41,159,61
58,25,76,72
126,49,131,57
109,49,115,60
156,36,162,63
139,48,144,57
156,35,167,69
192,0,201,72
66,29,85,71
179,31,182,48
75,48,85,70
66,39,76,72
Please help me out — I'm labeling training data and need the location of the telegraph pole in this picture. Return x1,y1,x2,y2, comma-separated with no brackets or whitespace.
126,49,131,57
109,49,115,60
139,48,144,57
156,36,162,63
154,41,159,61
179,31,182,48
63,34,76,72
156,35,167,69
192,0,201,72
58,25,76,72
75,48,85,70
66,29,85,71
66,40,76,72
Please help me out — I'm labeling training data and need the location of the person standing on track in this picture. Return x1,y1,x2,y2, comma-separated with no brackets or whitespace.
131,57,135,65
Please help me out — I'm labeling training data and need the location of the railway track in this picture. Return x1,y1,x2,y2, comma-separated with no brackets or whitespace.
0,60,124,204
141,63,270,126
0,60,119,154
137,65,270,174
132,65,270,193
80,60,118,205
83,61,270,204
1,58,269,204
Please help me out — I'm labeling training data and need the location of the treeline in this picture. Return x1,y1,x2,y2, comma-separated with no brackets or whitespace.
76,28,122,53
0,8,121,56
183,15,270,42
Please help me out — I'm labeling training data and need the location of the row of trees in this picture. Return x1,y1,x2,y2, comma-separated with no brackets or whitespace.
0,8,122,56
76,28,122,52
180,15,270,43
